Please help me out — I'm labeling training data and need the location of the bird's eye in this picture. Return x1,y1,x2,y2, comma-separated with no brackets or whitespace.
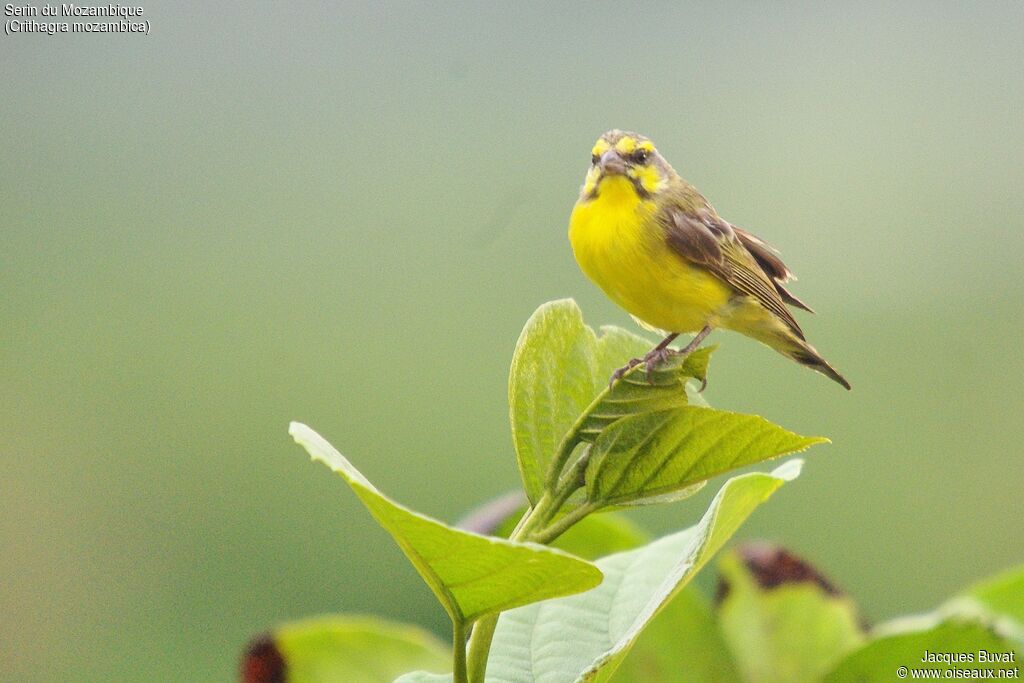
591,153,600,165
632,149,650,164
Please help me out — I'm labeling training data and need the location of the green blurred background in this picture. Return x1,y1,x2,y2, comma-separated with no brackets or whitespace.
3,2,1022,680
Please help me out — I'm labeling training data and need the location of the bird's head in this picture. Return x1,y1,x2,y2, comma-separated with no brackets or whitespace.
579,129,675,202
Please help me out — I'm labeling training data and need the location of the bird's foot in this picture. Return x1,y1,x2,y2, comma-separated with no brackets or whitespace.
655,346,710,392
642,346,677,384
609,347,683,387
609,327,714,389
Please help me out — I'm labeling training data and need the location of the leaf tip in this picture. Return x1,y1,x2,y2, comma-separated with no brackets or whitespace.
789,434,830,454
288,420,307,440
287,423,369,487
770,458,804,481
288,421,323,461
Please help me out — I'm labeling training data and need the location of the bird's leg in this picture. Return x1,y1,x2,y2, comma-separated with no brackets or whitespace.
677,324,714,357
609,333,678,386
634,327,716,387
610,326,716,386
641,333,682,383
663,325,715,390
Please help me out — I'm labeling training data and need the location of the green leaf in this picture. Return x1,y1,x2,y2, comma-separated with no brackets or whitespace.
574,346,714,445
610,586,741,683
715,546,865,683
960,564,1024,625
823,608,1023,682
482,460,804,683
509,300,716,503
607,482,708,508
585,406,826,507
290,423,603,625
508,300,652,503
241,615,449,683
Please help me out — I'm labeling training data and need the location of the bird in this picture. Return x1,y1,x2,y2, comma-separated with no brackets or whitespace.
568,129,850,390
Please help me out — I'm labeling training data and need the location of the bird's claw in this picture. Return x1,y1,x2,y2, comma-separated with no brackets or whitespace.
609,348,683,387
609,338,711,390
609,357,643,387
642,347,677,384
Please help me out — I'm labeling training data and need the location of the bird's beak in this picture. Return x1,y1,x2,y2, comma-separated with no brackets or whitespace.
599,150,627,176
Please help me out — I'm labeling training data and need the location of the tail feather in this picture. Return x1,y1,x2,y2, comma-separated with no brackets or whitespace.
721,299,850,390
789,344,851,390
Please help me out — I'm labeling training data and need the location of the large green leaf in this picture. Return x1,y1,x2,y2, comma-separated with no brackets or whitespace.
823,608,1023,682
482,460,804,683
508,300,652,502
610,586,740,683
715,546,865,683
290,423,602,624
240,615,449,683
585,407,825,507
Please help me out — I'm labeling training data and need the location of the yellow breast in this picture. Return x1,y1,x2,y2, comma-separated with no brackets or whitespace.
568,177,732,334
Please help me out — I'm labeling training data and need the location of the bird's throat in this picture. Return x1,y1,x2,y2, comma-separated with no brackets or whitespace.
596,175,647,204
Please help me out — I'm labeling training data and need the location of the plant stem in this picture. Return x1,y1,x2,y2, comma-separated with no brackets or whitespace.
465,498,545,682
514,491,555,539
465,474,598,682
544,385,612,492
554,444,591,498
453,619,468,683
466,615,497,683
530,502,596,545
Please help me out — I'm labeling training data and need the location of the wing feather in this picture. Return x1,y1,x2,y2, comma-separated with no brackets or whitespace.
732,225,794,281
662,208,807,340
732,225,814,312
775,281,815,313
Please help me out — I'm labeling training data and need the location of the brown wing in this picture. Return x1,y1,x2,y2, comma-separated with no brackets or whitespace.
731,225,794,281
732,226,814,313
662,208,807,340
